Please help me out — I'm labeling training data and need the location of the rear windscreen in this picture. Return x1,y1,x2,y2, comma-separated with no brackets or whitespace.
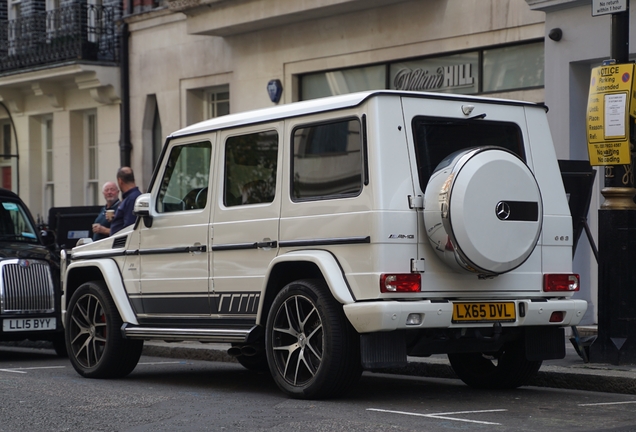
412,116,525,190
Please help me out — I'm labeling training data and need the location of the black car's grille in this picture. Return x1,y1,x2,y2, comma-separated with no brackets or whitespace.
0,259,55,313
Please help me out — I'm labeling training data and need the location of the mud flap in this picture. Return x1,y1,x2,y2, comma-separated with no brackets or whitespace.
360,331,407,369
525,326,565,361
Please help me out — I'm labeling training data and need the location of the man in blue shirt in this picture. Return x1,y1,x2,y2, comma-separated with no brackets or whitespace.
110,167,141,235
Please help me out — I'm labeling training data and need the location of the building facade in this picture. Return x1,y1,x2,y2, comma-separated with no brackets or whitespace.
0,0,122,221
127,0,547,188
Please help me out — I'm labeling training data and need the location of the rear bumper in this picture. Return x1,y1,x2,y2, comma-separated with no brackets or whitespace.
343,298,588,333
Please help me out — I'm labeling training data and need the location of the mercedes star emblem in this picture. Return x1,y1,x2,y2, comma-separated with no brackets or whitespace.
496,201,511,220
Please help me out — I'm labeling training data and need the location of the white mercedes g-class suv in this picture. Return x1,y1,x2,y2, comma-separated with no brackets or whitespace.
61,91,586,399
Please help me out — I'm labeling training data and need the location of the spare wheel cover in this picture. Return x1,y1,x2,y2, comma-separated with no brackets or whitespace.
427,147,542,275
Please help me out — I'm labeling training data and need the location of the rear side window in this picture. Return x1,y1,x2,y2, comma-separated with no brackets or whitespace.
224,130,278,207
412,116,525,190
292,118,362,201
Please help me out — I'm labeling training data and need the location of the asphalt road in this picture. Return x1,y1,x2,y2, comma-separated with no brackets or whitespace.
1,345,636,432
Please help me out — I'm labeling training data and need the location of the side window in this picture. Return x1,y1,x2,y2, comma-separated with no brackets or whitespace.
156,141,212,213
224,131,278,207
292,118,362,201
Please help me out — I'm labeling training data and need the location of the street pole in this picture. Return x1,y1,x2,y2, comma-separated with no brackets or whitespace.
589,1,636,365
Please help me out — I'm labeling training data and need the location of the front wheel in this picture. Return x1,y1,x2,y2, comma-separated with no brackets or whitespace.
66,281,143,378
265,279,362,399
448,339,542,389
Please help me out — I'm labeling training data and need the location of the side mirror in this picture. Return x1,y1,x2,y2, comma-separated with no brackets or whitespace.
133,193,153,228
133,193,151,217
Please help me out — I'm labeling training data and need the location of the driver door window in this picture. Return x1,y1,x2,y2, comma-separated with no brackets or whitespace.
157,141,212,212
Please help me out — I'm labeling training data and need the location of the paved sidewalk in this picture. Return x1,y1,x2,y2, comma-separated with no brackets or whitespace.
142,329,636,396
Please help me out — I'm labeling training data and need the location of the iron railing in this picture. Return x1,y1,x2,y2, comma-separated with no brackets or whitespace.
0,3,121,73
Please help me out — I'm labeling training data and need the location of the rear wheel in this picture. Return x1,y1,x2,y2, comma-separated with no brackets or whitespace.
448,339,541,389
265,279,361,399
66,281,143,378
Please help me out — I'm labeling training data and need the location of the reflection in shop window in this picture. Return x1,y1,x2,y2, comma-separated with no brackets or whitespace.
483,42,544,93
292,119,362,200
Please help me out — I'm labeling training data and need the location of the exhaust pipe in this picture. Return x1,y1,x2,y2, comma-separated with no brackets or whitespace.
227,345,261,357
227,346,243,357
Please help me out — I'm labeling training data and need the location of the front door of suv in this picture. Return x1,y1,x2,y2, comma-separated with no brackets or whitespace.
212,124,281,322
138,139,214,319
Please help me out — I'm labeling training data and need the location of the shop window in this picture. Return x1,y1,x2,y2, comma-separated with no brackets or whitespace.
390,52,479,94
223,131,278,207
301,65,385,100
299,42,544,100
156,141,211,213
483,42,544,93
292,119,362,201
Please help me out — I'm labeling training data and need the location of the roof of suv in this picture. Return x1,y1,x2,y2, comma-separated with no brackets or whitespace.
170,90,544,139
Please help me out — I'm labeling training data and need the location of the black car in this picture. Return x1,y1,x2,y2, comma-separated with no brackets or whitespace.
0,188,65,356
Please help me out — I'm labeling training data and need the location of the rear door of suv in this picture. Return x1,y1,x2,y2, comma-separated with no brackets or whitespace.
211,123,282,320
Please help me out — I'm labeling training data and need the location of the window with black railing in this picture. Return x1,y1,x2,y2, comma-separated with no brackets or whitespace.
0,2,120,73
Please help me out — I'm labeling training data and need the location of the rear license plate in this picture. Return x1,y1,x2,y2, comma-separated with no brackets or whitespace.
452,302,516,323
3,318,56,332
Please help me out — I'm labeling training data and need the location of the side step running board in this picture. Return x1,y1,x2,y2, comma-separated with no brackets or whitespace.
122,324,256,343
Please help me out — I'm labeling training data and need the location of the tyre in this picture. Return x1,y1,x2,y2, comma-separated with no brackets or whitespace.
66,281,143,378
265,279,362,399
448,339,542,389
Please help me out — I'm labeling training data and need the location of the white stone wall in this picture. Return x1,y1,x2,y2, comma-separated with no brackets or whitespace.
128,0,546,188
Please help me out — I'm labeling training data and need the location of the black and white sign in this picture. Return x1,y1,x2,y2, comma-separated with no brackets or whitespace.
592,0,627,16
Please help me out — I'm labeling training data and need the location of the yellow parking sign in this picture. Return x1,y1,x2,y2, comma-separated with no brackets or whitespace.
586,63,635,166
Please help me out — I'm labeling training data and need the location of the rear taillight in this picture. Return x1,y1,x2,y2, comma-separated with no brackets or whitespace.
543,274,580,292
380,274,421,293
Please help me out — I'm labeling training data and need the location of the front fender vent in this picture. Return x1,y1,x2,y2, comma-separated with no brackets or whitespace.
112,236,128,249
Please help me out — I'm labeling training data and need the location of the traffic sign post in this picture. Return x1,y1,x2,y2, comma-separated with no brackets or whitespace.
588,0,636,365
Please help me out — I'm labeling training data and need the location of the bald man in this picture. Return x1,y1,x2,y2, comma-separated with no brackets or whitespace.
110,167,141,236
92,181,120,241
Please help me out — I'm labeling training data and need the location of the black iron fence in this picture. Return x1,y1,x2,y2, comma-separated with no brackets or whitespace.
0,3,121,73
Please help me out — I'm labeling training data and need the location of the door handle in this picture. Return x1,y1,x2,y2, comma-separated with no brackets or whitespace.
256,240,277,249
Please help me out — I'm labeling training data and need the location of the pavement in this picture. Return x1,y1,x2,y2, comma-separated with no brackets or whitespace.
141,326,636,396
